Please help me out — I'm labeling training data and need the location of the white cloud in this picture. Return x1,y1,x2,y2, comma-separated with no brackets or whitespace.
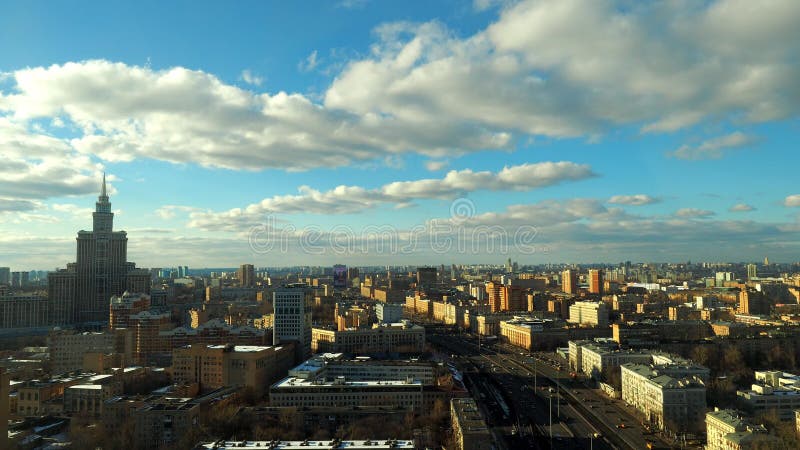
425,160,449,171
607,194,659,206
155,205,204,220
0,1,796,177
669,132,759,160
729,203,755,212
187,161,596,231
0,60,509,171
240,69,263,86
784,195,800,207
0,198,40,212
298,50,319,72
675,208,715,218
51,203,94,218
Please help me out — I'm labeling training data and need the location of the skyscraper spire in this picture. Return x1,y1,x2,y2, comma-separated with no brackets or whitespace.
101,172,107,198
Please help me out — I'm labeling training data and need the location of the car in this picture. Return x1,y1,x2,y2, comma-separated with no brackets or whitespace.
616,423,626,429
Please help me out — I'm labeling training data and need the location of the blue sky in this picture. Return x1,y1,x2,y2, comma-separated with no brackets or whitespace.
1,0,799,269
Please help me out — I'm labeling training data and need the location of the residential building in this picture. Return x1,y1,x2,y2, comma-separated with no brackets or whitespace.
562,269,578,294
620,363,706,433
109,291,151,329
737,371,800,420
0,368,7,448
238,264,255,288
568,301,609,327
133,398,200,448
376,302,403,324
195,440,414,450
706,409,770,450
589,269,604,295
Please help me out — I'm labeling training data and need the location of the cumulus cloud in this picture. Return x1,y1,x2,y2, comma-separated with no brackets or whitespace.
785,195,800,207
729,203,755,212
669,132,759,160
0,60,509,171
675,208,715,218
0,198,40,212
187,161,596,230
607,194,660,206
0,117,106,204
240,69,263,86
0,0,795,177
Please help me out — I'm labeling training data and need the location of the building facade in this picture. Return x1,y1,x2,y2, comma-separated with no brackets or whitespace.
273,284,314,360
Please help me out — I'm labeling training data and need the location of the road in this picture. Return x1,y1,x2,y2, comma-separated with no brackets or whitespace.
431,331,617,449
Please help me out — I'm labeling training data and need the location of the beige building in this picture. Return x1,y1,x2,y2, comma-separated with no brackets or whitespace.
737,371,800,420
134,398,200,448
48,329,133,374
451,397,492,450
312,321,425,354
499,317,549,350
706,409,770,450
620,363,706,433
171,344,295,396
64,374,122,417
568,301,609,327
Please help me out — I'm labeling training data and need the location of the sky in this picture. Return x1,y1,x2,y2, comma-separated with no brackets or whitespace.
1,0,799,270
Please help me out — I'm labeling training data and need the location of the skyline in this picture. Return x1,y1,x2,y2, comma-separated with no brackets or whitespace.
2,0,800,268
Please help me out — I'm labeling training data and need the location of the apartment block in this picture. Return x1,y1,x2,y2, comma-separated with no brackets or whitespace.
311,321,425,354
451,397,492,450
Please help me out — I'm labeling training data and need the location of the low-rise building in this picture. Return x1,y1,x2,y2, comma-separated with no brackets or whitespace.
195,440,414,449
311,321,424,354
620,363,706,433
706,408,770,450
737,371,800,420
171,344,295,396
451,397,492,450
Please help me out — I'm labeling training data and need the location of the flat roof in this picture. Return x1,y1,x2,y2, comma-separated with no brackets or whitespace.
198,440,414,449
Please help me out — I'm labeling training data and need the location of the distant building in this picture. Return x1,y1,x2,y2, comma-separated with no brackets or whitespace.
312,321,425,354
568,301,609,327
273,284,314,361
133,398,200,448
588,269,603,295
562,269,578,294
238,264,255,288
417,267,437,288
333,264,348,289
109,292,150,329
376,303,403,324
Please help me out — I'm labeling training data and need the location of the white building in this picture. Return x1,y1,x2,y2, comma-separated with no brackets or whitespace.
705,409,769,450
737,370,800,420
376,303,403,324
273,284,314,360
620,363,706,433
568,301,609,327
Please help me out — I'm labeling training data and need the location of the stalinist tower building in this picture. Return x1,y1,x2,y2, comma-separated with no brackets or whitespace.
48,174,149,327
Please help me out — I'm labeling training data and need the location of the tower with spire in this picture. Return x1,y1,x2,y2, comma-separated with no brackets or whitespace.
48,172,148,327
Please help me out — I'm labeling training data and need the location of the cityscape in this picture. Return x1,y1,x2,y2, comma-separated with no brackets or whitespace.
2,1,800,450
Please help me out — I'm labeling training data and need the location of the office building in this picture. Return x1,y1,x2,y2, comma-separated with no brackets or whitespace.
568,301,609,327
737,371,800,420
238,264,255,287
273,284,314,360
0,293,50,329
620,363,706,433
747,264,758,281
48,329,132,374
312,321,425,354
171,344,295,396
451,397,492,450
270,354,425,411
589,269,603,295
0,267,9,285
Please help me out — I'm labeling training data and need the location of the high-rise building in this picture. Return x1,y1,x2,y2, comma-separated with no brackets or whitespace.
333,264,347,289
0,267,9,285
416,267,437,289
238,264,255,287
562,269,577,294
568,301,609,327
747,264,758,280
48,174,144,326
588,269,603,295
273,284,313,361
